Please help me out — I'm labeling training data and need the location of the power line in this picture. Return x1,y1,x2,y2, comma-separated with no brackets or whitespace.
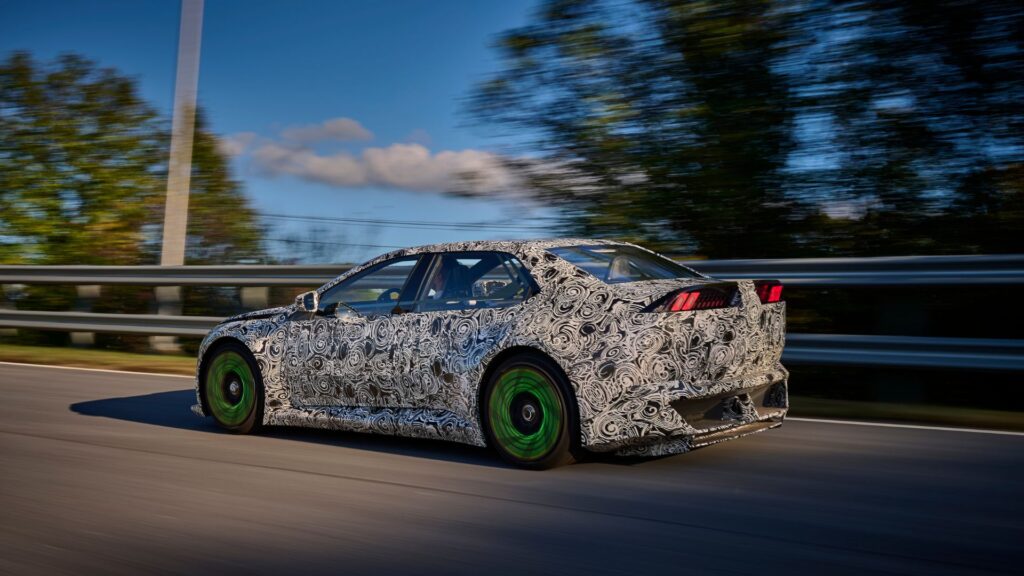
266,238,403,249
259,212,554,232
263,213,549,231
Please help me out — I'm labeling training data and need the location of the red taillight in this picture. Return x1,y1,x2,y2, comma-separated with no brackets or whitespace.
667,291,700,311
754,280,784,304
657,284,737,312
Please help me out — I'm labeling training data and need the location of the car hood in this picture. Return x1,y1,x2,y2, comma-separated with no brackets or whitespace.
220,305,294,324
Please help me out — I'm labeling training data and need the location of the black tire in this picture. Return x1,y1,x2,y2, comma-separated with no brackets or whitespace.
201,341,264,434
482,352,578,469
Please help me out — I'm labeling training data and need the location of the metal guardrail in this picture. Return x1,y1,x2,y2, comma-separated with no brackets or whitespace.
689,254,1024,285
2,254,1023,286
1,255,1022,371
0,264,346,286
0,309,220,337
783,333,1024,371
0,309,1020,371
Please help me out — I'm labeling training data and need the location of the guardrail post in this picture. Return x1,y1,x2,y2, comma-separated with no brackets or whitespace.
69,285,101,346
240,287,269,310
0,285,17,337
151,286,183,353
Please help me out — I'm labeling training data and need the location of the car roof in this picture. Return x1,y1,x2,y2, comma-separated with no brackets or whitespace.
331,239,649,284
320,238,656,294
395,238,628,256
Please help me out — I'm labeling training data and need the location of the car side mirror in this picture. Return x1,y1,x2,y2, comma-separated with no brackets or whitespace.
296,290,319,313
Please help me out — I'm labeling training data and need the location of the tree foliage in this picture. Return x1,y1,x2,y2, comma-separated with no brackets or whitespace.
176,110,265,265
472,0,1024,257
0,51,265,265
0,52,165,264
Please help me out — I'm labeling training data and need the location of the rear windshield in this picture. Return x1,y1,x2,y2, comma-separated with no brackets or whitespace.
548,245,701,284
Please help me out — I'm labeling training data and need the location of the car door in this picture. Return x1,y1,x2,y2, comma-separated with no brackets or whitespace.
285,254,430,408
406,251,538,413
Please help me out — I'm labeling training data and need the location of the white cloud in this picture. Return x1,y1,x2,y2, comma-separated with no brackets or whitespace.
217,132,257,157
253,143,366,186
233,117,518,196
252,142,517,195
280,117,373,143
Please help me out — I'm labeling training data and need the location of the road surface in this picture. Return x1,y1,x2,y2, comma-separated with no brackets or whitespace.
0,362,1021,575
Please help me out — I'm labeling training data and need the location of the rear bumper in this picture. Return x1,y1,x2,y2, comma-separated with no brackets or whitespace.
584,366,789,456
614,414,785,457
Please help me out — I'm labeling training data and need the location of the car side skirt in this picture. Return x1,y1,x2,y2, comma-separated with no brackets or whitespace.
264,405,486,447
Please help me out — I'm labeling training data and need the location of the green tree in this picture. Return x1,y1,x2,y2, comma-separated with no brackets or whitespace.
0,51,267,265
472,0,1024,257
0,52,165,264
171,110,265,265
795,0,1024,255
1,52,268,349
473,0,806,257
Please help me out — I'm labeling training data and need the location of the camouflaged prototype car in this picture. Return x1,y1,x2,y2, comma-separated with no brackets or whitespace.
193,239,788,468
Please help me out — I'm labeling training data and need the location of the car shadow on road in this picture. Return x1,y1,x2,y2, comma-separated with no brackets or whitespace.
69,388,692,469
69,388,514,468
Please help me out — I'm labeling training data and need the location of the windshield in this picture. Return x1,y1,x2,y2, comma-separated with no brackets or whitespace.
548,245,701,284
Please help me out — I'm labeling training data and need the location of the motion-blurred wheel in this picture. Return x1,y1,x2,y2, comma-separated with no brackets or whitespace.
483,354,577,469
202,342,263,434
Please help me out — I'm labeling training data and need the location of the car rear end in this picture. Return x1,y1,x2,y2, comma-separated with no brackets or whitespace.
645,278,787,448
543,243,788,456
607,278,788,456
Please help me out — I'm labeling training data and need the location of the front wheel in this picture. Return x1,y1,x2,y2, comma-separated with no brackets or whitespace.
482,354,577,469
202,341,264,434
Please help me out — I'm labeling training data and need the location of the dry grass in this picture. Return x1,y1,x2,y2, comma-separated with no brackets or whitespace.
790,396,1024,431
0,343,195,376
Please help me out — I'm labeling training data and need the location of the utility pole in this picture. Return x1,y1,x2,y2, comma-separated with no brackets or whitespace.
154,0,204,352
161,0,203,267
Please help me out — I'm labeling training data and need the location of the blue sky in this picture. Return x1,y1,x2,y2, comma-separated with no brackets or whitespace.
1,0,550,262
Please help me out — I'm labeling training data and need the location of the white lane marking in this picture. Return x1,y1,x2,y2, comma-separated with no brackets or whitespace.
1,361,1020,437
788,417,1024,437
0,360,192,378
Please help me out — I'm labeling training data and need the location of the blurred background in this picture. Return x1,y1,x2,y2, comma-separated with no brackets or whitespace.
1,0,1022,427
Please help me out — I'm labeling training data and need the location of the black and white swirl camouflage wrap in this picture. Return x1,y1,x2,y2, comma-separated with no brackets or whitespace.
194,239,788,456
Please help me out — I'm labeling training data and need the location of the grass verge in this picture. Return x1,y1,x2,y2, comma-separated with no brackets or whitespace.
1,343,1020,432
789,396,1024,431
0,343,195,376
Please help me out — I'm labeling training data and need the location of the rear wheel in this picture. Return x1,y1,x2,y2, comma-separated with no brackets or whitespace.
202,342,263,434
483,354,577,469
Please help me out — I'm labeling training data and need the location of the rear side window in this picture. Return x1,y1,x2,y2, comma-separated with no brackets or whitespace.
548,245,700,284
418,251,536,312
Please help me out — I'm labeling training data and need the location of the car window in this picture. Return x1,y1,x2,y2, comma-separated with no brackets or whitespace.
418,252,535,312
319,256,421,316
548,245,701,284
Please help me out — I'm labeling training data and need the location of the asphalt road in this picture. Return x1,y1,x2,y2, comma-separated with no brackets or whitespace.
0,362,1021,576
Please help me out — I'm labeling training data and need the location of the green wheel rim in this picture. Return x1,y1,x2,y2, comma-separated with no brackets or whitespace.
488,367,563,461
205,351,256,427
